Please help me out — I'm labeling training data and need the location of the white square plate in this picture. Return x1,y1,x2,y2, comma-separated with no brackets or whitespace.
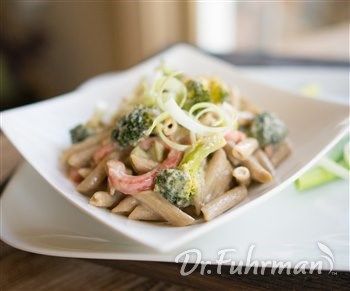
1,44,348,252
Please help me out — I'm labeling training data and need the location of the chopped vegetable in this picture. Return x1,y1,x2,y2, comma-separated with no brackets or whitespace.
183,79,210,110
164,98,227,135
250,112,288,146
155,134,226,207
189,102,233,129
70,124,92,144
207,79,228,103
295,135,349,191
112,106,154,147
295,166,338,191
327,136,348,162
318,157,349,180
154,168,192,207
152,74,186,111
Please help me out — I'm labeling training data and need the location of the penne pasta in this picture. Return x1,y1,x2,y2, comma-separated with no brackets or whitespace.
130,154,159,174
135,191,195,226
68,145,99,168
254,149,275,176
150,140,165,162
93,142,116,164
108,179,125,201
76,152,118,195
128,205,165,221
232,166,251,186
191,168,205,216
199,112,219,127
265,140,292,167
241,156,273,183
68,167,83,183
224,144,241,166
89,191,118,208
107,178,116,195
77,167,92,178
162,118,178,136
61,130,110,163
111,196,138,214
231,138,259,161
237,111,255,126
182,205,198,218
107,180,127,206
203,149,233,205
202,186,248,221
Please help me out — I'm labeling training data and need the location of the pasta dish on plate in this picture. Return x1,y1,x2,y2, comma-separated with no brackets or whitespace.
61,65,291,226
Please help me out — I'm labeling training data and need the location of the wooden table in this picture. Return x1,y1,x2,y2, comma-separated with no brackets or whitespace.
1,133,349,290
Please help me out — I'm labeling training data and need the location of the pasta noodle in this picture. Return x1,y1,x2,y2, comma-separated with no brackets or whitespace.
61,130,110,163
231,138,259,161
254,149,275,176
202,186,248,221
224,144,241,166
111,196,138,214
68,145,99,168
162,118,178,136
203,149,233,204
128,205,165,221
77,167,92,178
265,140,292,167
130,154,159,174
76,152,119,195
135,191,195,226
89,191,118,208
241,156,273,183
232,166,251,186
191,166,205,216
199,112,219,127
237,111,255,126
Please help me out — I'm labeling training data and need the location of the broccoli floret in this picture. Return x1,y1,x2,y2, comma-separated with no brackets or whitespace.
183,79,228,110
155,134,226,207
183,79,210,110
70,124,92,144
112,106,154,147
251,112,288,146
155,169,191,207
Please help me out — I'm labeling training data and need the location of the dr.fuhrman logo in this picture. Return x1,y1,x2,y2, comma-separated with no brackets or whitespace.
175,242,335,275
317,242,335,273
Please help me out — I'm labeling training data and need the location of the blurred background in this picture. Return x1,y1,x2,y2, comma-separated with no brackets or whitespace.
1,0,349,109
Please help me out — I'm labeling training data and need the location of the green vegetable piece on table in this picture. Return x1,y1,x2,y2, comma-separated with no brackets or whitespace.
295,136,349,191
